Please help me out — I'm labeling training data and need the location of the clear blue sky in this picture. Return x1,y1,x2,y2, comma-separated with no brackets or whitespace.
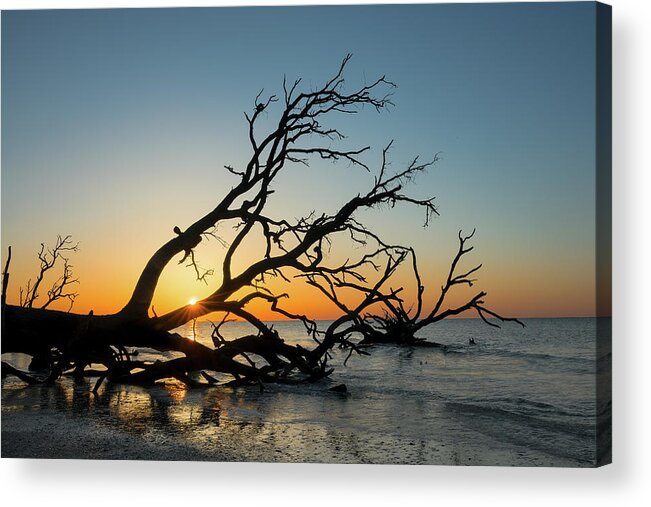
1,3,604,317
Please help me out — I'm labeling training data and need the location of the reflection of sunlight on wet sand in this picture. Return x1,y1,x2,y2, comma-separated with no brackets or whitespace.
2,370,580,466
103,380,232,436
108,388,153,433
0,360,412,462
165,381,188,403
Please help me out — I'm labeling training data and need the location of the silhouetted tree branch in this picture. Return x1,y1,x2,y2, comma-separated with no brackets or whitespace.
1,56,519,392
2,246,11,308
353,230,525,347
18,235,79,312
119,53,397,321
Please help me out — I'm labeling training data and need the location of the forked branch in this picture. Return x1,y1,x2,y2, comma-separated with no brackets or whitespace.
19,235,79,311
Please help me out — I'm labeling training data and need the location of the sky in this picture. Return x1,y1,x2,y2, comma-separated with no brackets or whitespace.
1,3,609,319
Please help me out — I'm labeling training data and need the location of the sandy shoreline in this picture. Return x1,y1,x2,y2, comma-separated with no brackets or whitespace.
2,409,232,461
2,381,585,467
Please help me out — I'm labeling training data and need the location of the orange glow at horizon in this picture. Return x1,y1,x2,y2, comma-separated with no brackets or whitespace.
0,223,604,321
0,145,604,321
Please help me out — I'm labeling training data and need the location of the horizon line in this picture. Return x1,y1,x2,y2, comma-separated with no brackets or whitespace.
189,315,611,324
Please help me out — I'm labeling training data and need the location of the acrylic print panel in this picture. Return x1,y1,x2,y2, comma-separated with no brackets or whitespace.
0,2,611,467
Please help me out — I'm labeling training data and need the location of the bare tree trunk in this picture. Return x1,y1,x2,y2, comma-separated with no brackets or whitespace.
2,56,520,392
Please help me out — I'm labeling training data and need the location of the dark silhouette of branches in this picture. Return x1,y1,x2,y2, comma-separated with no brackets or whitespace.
19,235,79,312
1,56,521,392
349,230,525,347
2,246,11,308
120,53,398,322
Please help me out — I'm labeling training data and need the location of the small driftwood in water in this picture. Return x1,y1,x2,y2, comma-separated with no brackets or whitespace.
303,230,524,348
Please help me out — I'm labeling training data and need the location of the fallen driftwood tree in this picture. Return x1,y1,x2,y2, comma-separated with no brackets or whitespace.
305,229,524,350
1,56,521,391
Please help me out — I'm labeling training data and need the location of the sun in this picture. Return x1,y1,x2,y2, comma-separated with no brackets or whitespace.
188,297,198,306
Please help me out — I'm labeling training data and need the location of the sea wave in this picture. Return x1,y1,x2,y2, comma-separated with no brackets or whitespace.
446,399,595,438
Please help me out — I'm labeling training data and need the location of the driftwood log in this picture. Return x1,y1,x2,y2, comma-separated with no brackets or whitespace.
2,56,521,391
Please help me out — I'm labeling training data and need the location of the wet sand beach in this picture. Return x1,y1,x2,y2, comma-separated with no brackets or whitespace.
2,318,606,466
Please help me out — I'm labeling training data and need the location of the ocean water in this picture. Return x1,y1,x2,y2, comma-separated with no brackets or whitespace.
1,317,610,466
